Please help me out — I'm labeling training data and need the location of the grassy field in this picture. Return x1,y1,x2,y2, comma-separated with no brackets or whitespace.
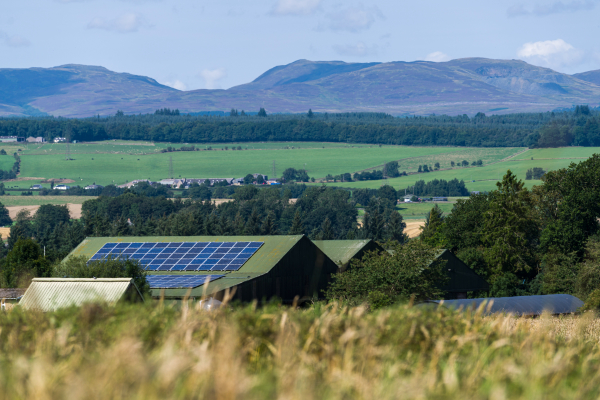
325,147,600,192
0,195,94,206
397,202,455,219
18,143,468,187
9,141,600,193
2,302,600,399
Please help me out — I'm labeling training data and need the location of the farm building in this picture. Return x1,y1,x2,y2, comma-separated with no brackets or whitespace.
434,250,489,299
0,288,26,310
67,235,339,304
0,136,24,143
313,239,384,271
424,294,584,316
19,278,144,312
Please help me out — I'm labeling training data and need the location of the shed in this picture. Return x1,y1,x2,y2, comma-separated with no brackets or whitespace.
425,294,584,316
433,249,489,299
19,278,144,312
0,288,26,310
66,235,339,304
313,239,384,271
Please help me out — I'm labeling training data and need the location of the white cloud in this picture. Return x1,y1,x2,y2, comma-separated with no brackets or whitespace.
333,42,377,57
425,51,450,62
507,0,597,17
164,80,187,91
200,68,227,89
0,31,31,47
87,13,149,33
323,4,383,32
517,39,584,69
271,0,322,15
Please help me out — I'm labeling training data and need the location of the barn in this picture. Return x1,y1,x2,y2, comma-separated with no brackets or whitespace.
67,235,339,304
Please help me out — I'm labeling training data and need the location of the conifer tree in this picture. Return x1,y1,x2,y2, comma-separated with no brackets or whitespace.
288,210,305,235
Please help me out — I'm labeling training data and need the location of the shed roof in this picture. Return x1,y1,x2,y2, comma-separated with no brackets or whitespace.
313,240,381,268
19,278,143,312
426,294,584,316
0,288,26,299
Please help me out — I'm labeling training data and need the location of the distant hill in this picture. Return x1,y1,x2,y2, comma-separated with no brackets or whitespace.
573,70,600,86
1,58,600,117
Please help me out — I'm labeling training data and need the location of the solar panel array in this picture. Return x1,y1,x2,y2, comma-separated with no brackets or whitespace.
89,241,263,271
147,274,224,289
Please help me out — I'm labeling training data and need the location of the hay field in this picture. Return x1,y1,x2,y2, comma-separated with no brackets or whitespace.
2,302,600,399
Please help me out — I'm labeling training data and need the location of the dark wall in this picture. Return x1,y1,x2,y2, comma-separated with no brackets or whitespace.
234,236,338,303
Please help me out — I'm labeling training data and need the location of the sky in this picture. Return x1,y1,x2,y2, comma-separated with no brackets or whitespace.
1,0,599,91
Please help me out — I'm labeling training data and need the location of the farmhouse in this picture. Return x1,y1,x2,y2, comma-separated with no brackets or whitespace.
85,184,104,190
67,235,339,304
26,136,45,143
19,278,144,312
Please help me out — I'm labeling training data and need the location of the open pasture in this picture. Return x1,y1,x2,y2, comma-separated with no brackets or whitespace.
18,142,463,187
327,147,600,192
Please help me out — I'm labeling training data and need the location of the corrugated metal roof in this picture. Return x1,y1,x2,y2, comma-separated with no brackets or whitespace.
312,240,374,267
19,278,141,312
67,236,305,297
425,294,584,316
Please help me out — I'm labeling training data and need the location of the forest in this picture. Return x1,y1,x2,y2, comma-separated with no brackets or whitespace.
0,105,598,148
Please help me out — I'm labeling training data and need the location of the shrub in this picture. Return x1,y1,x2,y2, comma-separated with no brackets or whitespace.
53,255,150,297
325,241,447,308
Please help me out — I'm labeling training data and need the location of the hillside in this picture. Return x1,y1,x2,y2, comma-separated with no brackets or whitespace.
1,58,600,117
573,69,600,86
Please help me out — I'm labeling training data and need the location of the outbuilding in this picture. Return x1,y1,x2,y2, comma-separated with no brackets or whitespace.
67,235,339,304
434,249,489,299
19,278,144,312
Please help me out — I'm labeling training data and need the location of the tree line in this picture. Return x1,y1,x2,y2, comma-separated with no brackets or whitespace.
1,106,598,148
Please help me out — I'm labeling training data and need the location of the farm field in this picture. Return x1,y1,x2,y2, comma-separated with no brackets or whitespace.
18,142,469,187
7,141,600,193
0,195,94,207
325,147,600,192
2,303,600,399
397,202,455,219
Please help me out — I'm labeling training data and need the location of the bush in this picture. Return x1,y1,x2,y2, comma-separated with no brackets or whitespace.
325,241,447,308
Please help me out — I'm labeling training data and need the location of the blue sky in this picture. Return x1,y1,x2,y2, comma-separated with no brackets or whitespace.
1,0,599,90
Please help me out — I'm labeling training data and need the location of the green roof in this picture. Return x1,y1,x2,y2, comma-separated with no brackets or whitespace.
67,235,305,297
312,240,376,267
19,278,143,312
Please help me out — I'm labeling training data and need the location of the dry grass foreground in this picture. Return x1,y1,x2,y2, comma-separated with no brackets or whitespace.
2,301,600,399
6,203,83,220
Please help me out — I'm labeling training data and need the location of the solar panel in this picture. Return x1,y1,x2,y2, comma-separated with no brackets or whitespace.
89,241,264,272
146,274,225,289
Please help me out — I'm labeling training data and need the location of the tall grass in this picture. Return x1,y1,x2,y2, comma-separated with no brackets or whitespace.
1,301,600,399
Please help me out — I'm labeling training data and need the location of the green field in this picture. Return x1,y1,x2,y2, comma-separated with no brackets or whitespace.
397,202,455,219
323,147,600,192
8,141,600,194
18,142,469,187
0,196,94,207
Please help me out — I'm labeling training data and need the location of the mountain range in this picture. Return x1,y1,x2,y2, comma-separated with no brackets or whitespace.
1,58,599,118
